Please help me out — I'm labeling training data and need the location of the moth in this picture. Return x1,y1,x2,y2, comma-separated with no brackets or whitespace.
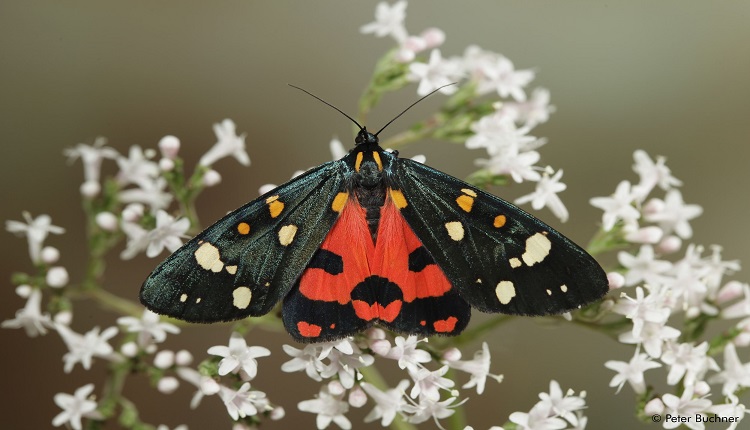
140,87,608,342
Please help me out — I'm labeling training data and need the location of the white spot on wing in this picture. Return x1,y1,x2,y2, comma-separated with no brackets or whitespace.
521,233,551,266
278,225,298,246
194,242,224,272
233,287,252,309
561,284,568,293
226,265,238,275
445,221,465,241
495,281,516,305
509,258,522,268
180,294,188,302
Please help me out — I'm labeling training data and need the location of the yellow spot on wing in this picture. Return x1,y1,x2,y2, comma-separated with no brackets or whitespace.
456,194,474,212
278,225,298,246
445,221,465,241
233,287,252,309
194,242,224,272
355,152,364,172
494,215,506,228
495,281,516,304
389,189,408,209
268,200,284,218
237,222,250,235
372,151,383,171
521,232,552,266
331,192,349,213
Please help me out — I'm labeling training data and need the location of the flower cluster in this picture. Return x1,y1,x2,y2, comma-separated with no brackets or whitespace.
4,1,748,430
590,150,749,429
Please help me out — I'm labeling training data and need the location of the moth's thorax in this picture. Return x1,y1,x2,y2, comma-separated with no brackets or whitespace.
347,146,391,242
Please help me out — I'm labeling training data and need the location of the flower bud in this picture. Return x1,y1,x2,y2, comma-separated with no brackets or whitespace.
159,158,175,172
203,169,222,187
421,28,446,48
158,135,181,159
644,398,664,415
154,350,175,369
96,212,119,232
15,284,32,298
607,272,625,290
41,246,61,264
348,385,367,408
121,341,139,357
175,349,193,366
46,266,69,288
657,235,682,254
80,181,101,197
157,376,180,394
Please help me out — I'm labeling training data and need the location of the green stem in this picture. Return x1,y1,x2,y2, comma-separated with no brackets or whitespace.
445,368,467,430
83,289,146,317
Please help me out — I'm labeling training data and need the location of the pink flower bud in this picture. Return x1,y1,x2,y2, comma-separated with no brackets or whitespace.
607,272,625,290
270,406,285,420
328,380,345,396
420,28,446,48
395,48,415,63
403,35,427,52
717,281,744,304
122,203,145,222
442,347,462,362
158,135,181,159
159,157,175,172
657,235,682,254
348,385,367,408
624,226,663,244
203,169,222,187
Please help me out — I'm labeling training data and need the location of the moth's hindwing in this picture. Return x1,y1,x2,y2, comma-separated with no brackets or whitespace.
390,158,608,315
139,161,347,323
281,186,471,342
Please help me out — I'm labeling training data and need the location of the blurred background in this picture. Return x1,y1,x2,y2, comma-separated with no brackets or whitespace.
2,1,749,429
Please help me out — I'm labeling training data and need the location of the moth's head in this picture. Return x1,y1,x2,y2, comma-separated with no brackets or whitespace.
355,127,379,147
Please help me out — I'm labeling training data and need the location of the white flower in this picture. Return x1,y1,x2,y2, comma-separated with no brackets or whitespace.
604,352,662,394
119,220,150,260
590,180,641,231
612,286,671,340
631,150,682,200
708,394,748,430
329,137,347,159
644,189,702,239
281,343,325,381
207,332,271,380
360,0,408,43
377,335,431,371
320,347,375,389
218,383,270,420
2,288,52,337
708,343,750,395
64,137,119,197
408,49,462,96
661,385,712,430
144,210,191,258
515,168,568,222
176,367,220,409
537,380,586,427
118,177,173,212
466,111,539,157
409,365,455,401
298,387,351,429
56,324,119,373
6,212,65,263
618,321,680,358
199,119,250,167
403,395,462,426
116,145,160,187
361,380,410,426
117,309,179,347
661,342,719,386
475,55,534,101
52,384,103,430
617,245,672,286
722,283,750,319
501,87,555,127
475,149,541,183
508,401,566,430
445,342,502,394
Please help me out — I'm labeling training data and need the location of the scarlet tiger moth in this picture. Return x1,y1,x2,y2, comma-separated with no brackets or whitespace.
140,86,608,342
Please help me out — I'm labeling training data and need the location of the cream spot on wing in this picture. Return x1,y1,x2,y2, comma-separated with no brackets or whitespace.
495,281,516,305
180,293,188,302
461,188,477,197
278,224,298,246
509,257,522,268
445,221,465,241
561,284,568,293
194,242,224,272
546,289,552,296
264,282,270,287
232,287,252,309
195,297,202,304
521,232,551,266
226,265,238,275
476,278,482,284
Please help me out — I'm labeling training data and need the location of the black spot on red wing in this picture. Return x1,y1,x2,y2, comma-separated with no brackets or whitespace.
351,275,403,306
382,289,471,336
408,246,435,272
306,249,344,275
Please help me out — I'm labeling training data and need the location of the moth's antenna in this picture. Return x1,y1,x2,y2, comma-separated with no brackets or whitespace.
288,84,364,130
374,83,457,136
